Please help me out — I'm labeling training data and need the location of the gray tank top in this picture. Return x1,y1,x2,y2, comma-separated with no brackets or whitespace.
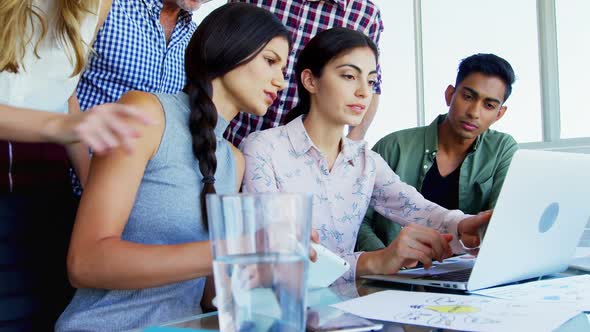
56,92,237,331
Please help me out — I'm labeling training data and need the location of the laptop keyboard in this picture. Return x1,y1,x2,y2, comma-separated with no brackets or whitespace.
421,269,472,282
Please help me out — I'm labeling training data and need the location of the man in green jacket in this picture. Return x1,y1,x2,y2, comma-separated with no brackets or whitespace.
357,53,518,252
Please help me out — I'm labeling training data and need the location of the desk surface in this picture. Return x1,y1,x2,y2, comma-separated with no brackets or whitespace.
152,269,589,332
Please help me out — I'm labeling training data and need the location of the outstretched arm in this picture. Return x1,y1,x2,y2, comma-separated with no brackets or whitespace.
0,98,154,153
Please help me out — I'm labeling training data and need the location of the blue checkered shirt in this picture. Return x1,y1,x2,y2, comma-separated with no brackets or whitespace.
76,0,196,111
72,0,196,195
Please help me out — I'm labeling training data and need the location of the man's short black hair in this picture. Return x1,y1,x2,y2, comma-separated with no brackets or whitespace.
455,53,515,102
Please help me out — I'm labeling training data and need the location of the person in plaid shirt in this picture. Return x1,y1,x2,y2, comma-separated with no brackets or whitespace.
226,0,384,147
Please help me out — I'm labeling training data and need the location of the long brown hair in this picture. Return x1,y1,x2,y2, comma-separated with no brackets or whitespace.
0,0,99,76
184,3,291,228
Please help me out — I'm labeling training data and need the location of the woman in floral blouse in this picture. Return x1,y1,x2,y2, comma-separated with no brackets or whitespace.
242,27,490,283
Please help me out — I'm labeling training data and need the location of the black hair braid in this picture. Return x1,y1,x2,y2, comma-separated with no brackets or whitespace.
187,79,218,229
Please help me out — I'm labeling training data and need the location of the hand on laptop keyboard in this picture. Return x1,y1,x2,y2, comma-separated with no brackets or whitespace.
364,224,454,275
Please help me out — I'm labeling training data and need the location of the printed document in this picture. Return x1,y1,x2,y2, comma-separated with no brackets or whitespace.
331,290,579,332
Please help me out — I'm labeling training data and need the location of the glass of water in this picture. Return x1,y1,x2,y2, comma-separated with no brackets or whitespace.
206,193,312,332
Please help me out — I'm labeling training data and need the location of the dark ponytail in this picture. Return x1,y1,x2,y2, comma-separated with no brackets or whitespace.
183,3,291,227
286,27,378,123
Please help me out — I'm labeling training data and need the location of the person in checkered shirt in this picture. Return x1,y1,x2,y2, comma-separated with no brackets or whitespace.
71,0,210,194
226,0,384,147
76,0,206,111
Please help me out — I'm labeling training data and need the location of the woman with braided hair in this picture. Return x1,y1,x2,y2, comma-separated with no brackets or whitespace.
56,3,291,331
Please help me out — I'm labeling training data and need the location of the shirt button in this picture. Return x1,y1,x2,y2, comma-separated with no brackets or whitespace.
425,149,429,153
423,165,428,169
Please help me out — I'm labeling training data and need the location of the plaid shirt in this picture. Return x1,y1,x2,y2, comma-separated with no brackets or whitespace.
76,0,196,111
225,0,384,147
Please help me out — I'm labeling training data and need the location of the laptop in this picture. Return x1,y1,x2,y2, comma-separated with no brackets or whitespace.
363,149,590,291
569,217,590,271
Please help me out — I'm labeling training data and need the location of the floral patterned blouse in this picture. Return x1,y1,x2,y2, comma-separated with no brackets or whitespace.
241,116,467,281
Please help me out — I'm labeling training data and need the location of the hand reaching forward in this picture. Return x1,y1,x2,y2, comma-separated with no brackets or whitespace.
46,103,155,154
457,210,493,255
374,224,454,275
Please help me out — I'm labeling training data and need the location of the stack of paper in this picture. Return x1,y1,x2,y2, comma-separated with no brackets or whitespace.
331,290,580,332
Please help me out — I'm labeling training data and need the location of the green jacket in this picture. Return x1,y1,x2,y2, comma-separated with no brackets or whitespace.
356,114,518,251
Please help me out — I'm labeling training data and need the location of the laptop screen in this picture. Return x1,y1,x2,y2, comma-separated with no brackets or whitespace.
578,217,590,248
